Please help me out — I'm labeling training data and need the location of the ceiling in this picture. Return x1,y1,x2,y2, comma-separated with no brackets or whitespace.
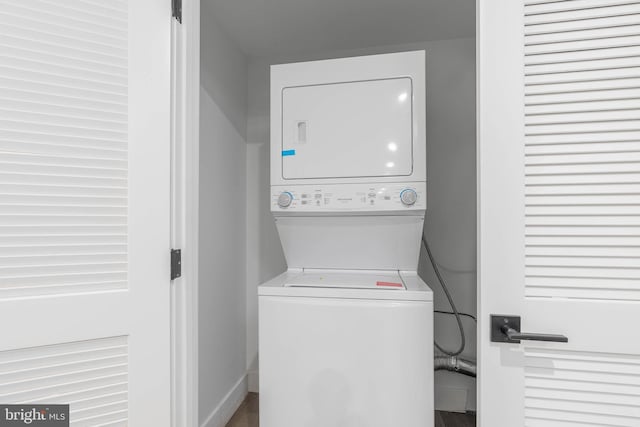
202,0,475,58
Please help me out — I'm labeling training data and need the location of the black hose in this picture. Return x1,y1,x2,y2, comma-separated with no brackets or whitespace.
422,234,466,357
435,310,477,322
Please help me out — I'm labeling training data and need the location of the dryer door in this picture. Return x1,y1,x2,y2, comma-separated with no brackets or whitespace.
281,77,413,179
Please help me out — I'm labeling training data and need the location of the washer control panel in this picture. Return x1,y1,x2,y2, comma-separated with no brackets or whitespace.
271,183,426,212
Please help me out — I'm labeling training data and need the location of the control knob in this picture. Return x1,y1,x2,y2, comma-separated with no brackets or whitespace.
277,192,293,208
400,189,418,206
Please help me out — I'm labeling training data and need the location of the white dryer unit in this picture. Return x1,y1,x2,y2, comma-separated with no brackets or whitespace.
259,51,433,427
271,51,426,187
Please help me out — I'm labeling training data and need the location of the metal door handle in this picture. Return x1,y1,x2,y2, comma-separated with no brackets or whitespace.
500,325,568,343
491,315,568,344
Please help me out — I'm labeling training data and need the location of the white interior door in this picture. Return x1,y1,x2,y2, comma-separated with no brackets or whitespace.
479,1,640,426
0,0,171,425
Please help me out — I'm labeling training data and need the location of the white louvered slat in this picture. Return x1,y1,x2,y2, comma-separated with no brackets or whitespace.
526,224,640,235
0,1,127,38
0,38,127,73
525,141,640,155
3,99,127,123
525,3,640,25
0,0,127,299
0,88,126,114
526,162,640,175
0,133,127,154
0,336,128,425
525,7,640,35
526,88,640,107
526,234,640,246
527,23,640,47
527,255,640,268
525,77,640,95
530,179,640,192
0,24,127,64
524,348,640,426
525,131,640,145
526,66,640,86
34,0,127,23
525,33,640,56
527,54,640,76
526,173,640,186
525,109,640,125
0,12,125,48
525,0,640,15
526,206,640,217
525,45,640,66
0,78,126,105
526,212,640,224
0,184,127,198
524,1,640,304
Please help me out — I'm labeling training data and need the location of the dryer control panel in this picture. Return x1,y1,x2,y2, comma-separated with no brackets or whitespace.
271,183,426,212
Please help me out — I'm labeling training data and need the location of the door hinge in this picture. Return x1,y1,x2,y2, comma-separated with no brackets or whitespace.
171,249,182,280
172,0,182,23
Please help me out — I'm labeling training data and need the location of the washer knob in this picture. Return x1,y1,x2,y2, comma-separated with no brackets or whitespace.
277,192,293,208
400,189,418,206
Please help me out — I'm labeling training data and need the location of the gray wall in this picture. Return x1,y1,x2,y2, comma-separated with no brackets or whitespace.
416,38,477,412
201,1,248,140
245,38,477,411
199,5,249,425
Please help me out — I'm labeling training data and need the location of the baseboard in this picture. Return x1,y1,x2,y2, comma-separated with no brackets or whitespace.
247,369,259,393
200,375,248,427
434,386,468,413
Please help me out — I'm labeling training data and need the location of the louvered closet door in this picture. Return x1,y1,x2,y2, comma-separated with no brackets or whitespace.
0,1,171,426
479,1,640,426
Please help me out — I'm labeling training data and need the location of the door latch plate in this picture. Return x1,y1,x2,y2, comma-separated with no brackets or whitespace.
491,315,521,343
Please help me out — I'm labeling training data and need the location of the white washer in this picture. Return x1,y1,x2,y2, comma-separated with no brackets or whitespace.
260,51,433,427
259,270,433,427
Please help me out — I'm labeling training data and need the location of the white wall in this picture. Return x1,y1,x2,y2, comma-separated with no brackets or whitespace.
245,38,477,411
199,5,249,426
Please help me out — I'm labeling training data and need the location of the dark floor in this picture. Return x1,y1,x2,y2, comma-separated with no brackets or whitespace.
226,392,258,427
435,410,476,427
226,393,476,427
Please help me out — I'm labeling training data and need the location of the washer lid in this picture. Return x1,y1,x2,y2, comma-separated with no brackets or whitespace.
285,271,405,290
259,269,432,301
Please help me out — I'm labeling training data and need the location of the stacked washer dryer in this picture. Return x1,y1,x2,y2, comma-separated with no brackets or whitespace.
259,51,433,427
